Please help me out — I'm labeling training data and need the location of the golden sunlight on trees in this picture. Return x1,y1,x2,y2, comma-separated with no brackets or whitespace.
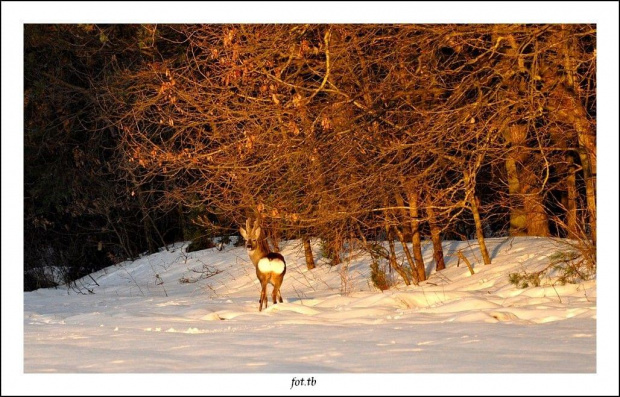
25,24,596,289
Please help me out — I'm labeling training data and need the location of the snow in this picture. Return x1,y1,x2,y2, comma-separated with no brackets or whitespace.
22,237,598,375
0,235,613,394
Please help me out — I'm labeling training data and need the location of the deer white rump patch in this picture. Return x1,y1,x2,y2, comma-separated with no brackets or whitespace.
257,257,285,275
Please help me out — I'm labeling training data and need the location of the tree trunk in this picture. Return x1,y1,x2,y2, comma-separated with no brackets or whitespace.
426,204,446,272
546,31,596,245
267,226,280,253
565,155,578,238
550,100,596,243
469,194,491,265
505,155,527,236
384,221,411,286
523,186,550,237
393,226,420,285
392,190,412,238
503,125,549,237
330,233,342,266
580,151,596,245
463,170,492,266
302,235,315,270
386,231,397,277
564,26,596,244
397,190,426,281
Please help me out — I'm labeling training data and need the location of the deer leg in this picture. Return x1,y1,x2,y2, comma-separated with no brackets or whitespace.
259,289,266,311
259,281,268,311
273,276,283,304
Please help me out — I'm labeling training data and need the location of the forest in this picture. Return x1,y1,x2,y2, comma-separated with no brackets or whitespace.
24,24,596,291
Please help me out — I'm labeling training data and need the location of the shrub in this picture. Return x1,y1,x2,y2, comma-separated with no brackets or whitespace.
549,250,595,285
24,269,59,291
508,249,595,289
186,235,215,253
508,271,542,289
319,238,340,266
370,260,392,291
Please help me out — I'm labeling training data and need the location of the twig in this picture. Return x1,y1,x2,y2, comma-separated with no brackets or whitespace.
551,283,563,304
305,29,331,103
457,250,475,275
88,274,100,287
120,264,144,296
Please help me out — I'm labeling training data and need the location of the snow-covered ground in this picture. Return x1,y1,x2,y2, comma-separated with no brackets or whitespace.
8,235,618,394
23,237,597,373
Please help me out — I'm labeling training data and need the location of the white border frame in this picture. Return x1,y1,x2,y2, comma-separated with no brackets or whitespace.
3,2,618,395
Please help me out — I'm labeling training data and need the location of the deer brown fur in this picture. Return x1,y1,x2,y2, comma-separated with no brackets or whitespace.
239,218,286,311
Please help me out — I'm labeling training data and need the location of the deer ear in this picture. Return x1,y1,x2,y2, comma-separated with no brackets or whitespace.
252,226,261,239
239,227,248,240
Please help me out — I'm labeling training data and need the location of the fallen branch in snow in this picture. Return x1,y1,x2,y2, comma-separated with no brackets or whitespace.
457,251,475,275
68,279,94,295
179,264,223,284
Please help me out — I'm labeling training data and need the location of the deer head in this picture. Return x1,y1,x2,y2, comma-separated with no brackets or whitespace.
239,218,262,254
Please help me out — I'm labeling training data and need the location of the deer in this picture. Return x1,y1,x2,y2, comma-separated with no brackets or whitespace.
239,218,286,312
